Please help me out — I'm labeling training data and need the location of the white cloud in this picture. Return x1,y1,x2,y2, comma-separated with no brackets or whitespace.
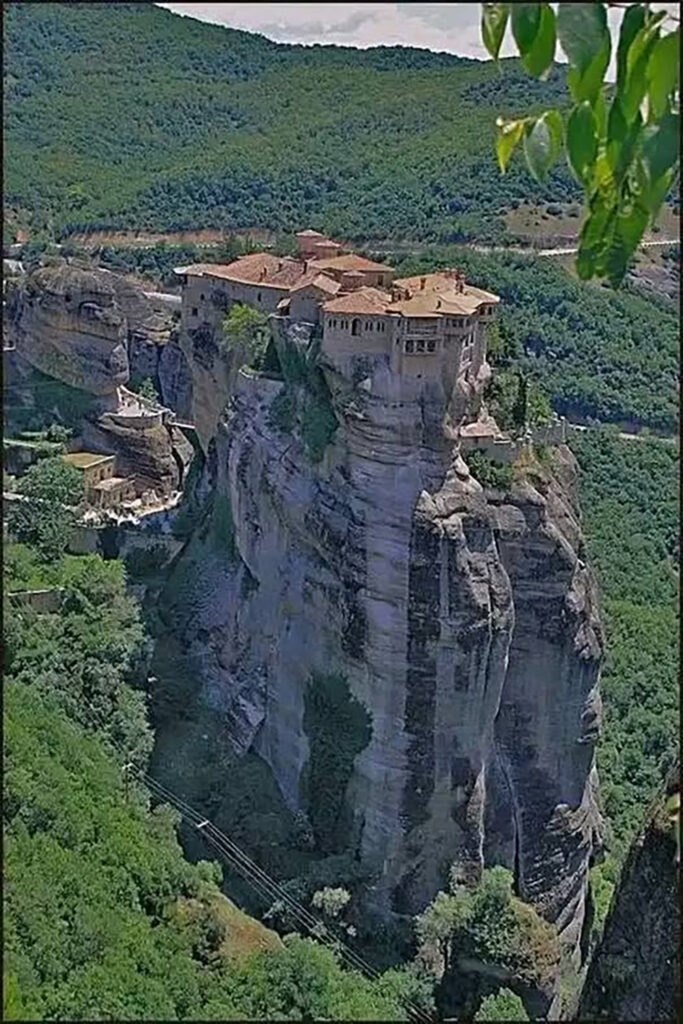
157,2,679,71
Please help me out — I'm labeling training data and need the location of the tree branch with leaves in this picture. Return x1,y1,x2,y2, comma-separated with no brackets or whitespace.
482,2,680,286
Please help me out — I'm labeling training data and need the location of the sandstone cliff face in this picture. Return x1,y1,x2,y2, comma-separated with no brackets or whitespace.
7,263,194,492
158,322,604,964
578,761,680,1022
9,263,194,417
10,264,129,394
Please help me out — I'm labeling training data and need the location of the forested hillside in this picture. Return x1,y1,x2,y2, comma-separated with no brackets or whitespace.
3,546,422,1021
3,2,577,243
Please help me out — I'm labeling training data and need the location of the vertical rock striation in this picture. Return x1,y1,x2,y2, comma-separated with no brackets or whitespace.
158,322,604,961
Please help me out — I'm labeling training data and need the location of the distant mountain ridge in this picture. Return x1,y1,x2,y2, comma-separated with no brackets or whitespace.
4,2,577,243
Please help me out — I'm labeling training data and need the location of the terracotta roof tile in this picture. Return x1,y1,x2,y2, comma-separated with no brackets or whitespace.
310,254,395,273
290,272,341,295
202,253,307,288
322,287,392,314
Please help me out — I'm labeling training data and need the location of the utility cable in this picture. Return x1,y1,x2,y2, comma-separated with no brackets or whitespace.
123,762,433,1024
77,687,434,1020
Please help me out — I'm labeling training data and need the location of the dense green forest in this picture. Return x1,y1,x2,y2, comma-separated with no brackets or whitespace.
386,248,679,432
3,546,424,1021
571,432,679,849
569,430,679,930
4,2,578,243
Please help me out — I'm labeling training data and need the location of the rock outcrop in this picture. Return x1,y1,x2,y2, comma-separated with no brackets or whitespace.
157,320,604,963
10,264,129,394
578,760,680,1022
6,262,195,493
8,262,193,417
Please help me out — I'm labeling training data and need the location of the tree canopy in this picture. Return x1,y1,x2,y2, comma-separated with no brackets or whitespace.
4,2,578,244
7,456,84,560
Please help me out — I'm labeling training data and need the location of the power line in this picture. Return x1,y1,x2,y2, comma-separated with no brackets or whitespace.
73,680,434,1019
131,765,433,1023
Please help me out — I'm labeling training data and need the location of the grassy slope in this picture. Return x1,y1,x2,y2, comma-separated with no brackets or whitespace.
4,2,577,242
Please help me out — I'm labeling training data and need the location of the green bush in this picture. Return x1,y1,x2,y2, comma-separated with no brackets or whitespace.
124,544,169,578
301,389,337,463
219,303,269,370
475,988,529,1021
417,867,559,1012
464,450,514,490
8,456,84,560
302,674,372,853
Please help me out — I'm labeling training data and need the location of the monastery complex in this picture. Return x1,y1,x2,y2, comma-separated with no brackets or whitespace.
175,229,499,389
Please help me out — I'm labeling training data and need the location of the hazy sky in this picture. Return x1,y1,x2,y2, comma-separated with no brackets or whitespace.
158,2,678,69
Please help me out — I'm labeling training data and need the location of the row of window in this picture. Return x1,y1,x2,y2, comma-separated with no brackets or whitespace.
405,339,437,354
328,318,387,334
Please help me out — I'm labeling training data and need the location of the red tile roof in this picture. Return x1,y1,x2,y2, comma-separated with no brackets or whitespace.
322,287,393,314
202,254,307,289
310,254,395,273
290,271,341,296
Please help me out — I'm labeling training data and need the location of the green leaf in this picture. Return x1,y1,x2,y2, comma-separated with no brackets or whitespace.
641,110,680,186
577,190,618,279
523,112,561,181
626,10,667,76
593,88,608,139
482,4,510,62
622,10,667,121
616,4,646,90
496,117,527,172
647,32,680,120
606,202,649,287
511,4,541,56
520,4,557,79
557,3,609,74
567,102,598,184
567,35,611,104
544,108,564,162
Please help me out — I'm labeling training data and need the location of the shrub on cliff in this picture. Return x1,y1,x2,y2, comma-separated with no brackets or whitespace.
463,450,514,490
475,987,528,1020
416,867,559,1016
7,456,84,560
219,303,270,370
302,673,372,853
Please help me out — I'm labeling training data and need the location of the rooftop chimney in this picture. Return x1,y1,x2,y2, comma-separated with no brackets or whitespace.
259,267,268,281
420,276,426,290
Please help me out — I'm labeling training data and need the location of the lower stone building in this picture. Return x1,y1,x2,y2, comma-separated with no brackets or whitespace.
62,451,137,511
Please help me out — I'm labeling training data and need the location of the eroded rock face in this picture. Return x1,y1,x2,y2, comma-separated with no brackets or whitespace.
8,263,193,417
10,265,129,394
159,342,603,960
578,761,680,1022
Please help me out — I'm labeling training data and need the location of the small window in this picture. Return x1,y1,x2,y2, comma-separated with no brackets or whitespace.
416,340,425,353
427,340,436,353
405,340,414,353
200,293,205,301
257,292,262,303
351,318,360,336
191,307,198,317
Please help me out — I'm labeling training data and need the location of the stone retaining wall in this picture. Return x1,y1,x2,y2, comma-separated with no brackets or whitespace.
459,417,581,463
8,588,64,613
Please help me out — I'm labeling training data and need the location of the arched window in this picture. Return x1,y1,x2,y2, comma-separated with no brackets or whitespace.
351,318,360,336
